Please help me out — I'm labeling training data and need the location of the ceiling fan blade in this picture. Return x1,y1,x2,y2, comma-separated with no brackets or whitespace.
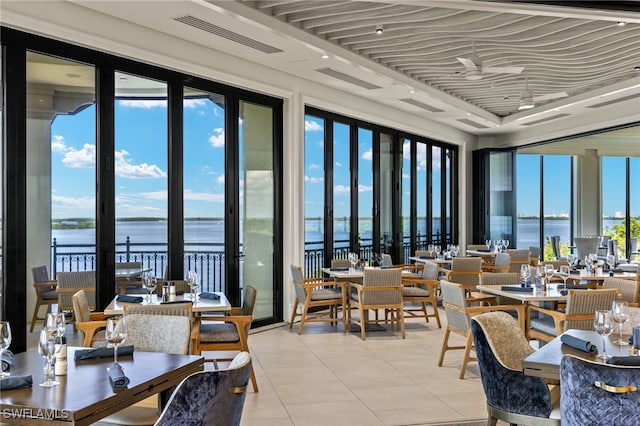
533,91,568,102
482,66,524,74
456,56,478,70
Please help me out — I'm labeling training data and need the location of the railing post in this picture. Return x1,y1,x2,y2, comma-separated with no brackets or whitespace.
125,236,131,262
52,238,58,276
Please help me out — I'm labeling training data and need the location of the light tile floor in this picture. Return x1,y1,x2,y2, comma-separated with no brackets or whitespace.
241,309,491,426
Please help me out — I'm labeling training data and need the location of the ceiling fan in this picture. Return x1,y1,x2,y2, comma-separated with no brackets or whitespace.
518,78,568,110
456,42,524,81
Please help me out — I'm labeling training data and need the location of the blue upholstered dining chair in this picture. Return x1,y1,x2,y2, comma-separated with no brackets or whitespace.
470,311,561,425
560,355,640,426
154,351,252,426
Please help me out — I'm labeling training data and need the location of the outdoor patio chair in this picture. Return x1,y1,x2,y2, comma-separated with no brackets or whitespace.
30,265,58,332
602,277,639,306
56,270,96,331
481,252,510,273
400,260,441,327
72,289,108,347
507,249,531,273
574,237,601,265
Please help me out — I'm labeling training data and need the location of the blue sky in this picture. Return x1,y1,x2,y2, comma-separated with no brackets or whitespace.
51,97,226,219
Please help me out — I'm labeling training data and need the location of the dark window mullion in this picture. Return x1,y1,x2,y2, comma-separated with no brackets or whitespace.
350,124,359,252
324,119,334,267
167,83,184,281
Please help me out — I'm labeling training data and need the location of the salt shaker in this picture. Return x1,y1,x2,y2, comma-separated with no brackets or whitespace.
55,336,67,376
169,281,176,301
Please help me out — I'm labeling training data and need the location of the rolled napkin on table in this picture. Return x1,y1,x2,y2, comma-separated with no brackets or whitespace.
560,334,597,353
606,356,640,366
199,292,220,300
74,345,135,361
501,285,533,292
1,349,15,371
116,295,143,303
107,363,130,388
160,300,192,305
0,375,33,391
419,256,435,259
330,267,349,271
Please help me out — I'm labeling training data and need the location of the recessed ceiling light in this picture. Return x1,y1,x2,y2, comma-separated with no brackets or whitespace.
409,89,416,94
375,25,383,35
634,66,640,72
617,21,626,26
321,54,329,59
65,73,81,79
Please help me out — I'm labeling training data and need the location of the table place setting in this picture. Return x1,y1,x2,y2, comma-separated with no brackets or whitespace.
1,323,33,391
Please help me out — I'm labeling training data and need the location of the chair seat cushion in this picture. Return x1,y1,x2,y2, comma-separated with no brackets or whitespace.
199,323,239,343
310,288,342,301
402,287,430,297
529,316,556,337
91,330,108,348
42,290,58,300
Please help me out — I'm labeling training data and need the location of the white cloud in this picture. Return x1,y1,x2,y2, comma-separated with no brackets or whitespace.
183,99,207,108
334,185,350,195
119,99,167,108
184,189,225,202
402,172,410,179
305,120,323,131
403,141,440,171
62,143,96,168
136,190,167,201
305,175,323,184
362,148,372,161
335,161,343,167
115,150,167,178
216,174,225,184
209,128,224,148
358,184,372,193
308,163,320,170
51,135,69,153
52,194,95,209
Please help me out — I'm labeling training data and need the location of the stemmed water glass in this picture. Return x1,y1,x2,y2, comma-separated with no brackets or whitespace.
485,239,492,251
105,317,127,365
593,310,614,359
606,254,616,272
520,264,531,287
349,252,359,270
143,273,157,303
37,329,59,387
0,321,12,377
567,254,576,269
535,265,546,289
611,299,630,346
558,265,570,290
46,312,66,346
187,270,199,301
544,263,555,283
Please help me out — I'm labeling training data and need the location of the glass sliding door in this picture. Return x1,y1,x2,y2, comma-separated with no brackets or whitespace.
602,157,627,255
114,72,168,281
630,158,639,260
380,132,393,259
488,151,514,243
183,88,226,292
432,146,442,245
543,156,571,260
357,127,373,259
303,114,325,275
238,100,276,322
416,142,428,250
31,53,96,279
516,154,541,249
401,138,412,256
334,122,351,258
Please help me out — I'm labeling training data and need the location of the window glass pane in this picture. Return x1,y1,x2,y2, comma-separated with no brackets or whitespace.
333,122,350,257
183,88,225,291
516,154,541,249
416,142,427,249
445,148,452,244
630,158,640,259
402,139,411,253
304,115,325,276
602,156,627,255
543,155,571,260
239,100,274,321
380,132,393,258
432,146,442,244
488,152,513,243
34,53,96,277
114,72,167,281
358,127,373,258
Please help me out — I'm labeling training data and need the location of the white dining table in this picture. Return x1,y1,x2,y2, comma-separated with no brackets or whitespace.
104,292,231,316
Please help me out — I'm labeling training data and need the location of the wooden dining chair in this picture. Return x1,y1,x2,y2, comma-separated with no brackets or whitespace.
193,285,259,392
348,268,405,340
124,302,198,353
602,277,639,306
30,265,58,332
481,252,511,273
399,260,441,327
116,261,145,294
56,270,96,331
72,289,108,347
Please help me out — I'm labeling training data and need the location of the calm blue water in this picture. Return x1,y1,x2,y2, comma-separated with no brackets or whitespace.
52,218,624,250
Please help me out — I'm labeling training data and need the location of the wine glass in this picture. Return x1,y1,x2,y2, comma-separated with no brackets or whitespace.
606,254,616,271
143,274,157,302
0,321,12,377
46,312,66,342
520,264,531,286
37,329,59,387
611,299,630,346
593,310,614,359
567,253,576,269
558,265,570,290
485,239,492,251
187,270,199,300
504,240,510,250
535,265,546,289
105,317,127,365
349,252,359,270
544,263,555,281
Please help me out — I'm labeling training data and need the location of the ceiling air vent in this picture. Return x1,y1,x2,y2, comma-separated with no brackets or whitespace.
456,118,489,129
174,15,283,54
399,98,444,113
522,113,570,126
316,68,381,90
587,93,640,109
